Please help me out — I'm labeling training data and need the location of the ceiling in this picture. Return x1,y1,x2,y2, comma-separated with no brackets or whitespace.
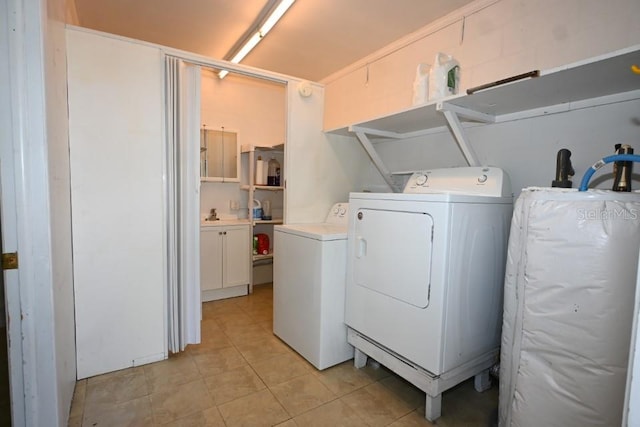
72,0,475,82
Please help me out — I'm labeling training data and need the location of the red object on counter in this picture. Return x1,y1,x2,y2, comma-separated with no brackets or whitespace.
255,233,269,255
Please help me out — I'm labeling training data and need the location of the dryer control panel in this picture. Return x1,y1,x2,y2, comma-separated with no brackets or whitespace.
404,167,511,197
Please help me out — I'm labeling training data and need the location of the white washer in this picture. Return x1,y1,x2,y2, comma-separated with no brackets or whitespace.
273,203,354,370
345,167,512,421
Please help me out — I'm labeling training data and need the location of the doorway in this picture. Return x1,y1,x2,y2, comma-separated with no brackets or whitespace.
198,67,286,293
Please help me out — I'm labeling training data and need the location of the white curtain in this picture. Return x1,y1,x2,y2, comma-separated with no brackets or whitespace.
165,56,201,352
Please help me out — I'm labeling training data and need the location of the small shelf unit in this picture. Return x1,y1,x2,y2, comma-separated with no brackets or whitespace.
240,144,285,291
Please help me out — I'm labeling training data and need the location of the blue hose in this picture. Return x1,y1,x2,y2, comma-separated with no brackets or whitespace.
579,154,640,191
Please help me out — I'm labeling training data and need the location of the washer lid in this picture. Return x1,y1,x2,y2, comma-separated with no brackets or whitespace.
274,223,347,241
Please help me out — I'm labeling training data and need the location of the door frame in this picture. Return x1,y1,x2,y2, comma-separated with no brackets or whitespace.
0,0,29,423
0,0,69,424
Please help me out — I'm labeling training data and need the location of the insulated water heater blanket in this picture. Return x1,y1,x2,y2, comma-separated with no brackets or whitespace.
499,188,640,427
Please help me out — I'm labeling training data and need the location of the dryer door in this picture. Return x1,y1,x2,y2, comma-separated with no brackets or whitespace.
353,209,433,308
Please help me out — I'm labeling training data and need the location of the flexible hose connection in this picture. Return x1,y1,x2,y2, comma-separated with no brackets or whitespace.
579,154,640,191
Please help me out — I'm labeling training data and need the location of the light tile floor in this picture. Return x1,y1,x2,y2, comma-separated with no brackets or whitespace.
68,284,498,426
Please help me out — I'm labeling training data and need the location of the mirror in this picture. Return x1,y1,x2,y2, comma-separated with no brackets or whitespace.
200,127,239,182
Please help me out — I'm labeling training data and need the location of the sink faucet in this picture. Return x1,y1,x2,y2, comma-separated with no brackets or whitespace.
207,208,218,221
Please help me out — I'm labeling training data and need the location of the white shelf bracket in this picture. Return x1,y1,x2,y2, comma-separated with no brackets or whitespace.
350,125,404,139
440,109,481,167
354,130,401,192
437,102,496,123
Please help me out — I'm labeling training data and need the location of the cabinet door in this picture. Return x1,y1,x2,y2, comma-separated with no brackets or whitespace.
201,129,239,182
223,225,251,287
200,229,223,291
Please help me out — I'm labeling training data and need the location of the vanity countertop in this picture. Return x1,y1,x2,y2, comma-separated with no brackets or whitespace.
200,218,250,228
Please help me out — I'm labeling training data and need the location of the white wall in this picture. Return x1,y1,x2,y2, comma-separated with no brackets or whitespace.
200,70,286,220
285,83,371,224
323,0,640,131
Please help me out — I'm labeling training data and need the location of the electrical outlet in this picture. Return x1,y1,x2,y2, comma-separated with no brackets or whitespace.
230,200,239,210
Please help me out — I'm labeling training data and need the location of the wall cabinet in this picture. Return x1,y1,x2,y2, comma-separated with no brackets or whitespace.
200,223,250,301
200,127,240,182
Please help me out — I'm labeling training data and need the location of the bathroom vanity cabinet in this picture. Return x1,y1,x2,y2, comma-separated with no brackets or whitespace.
200,222,251,301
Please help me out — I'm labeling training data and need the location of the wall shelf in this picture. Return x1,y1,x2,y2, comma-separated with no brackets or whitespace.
326,45,640,191
241,143,284,154
253,253,274,262
450,47,640,119
253,219,283,225
328,46,640,137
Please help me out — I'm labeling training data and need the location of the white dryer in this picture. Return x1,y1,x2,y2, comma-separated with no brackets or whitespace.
345,167,512,421
273,203,354,370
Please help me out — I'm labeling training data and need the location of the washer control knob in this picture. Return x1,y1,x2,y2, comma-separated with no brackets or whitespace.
415,174,428,186
338,208,346,215
478,174,488,183
333,206,340,214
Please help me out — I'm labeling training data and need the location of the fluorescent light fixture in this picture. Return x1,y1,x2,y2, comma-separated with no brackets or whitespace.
219,0,295,79
230,32,262,64
260,0,295,35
